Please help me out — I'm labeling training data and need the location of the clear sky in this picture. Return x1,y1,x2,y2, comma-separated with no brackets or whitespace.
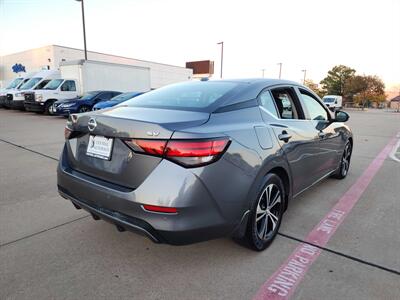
0,0,399,92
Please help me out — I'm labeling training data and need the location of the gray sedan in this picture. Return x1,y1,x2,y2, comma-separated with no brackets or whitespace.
57,79,352,251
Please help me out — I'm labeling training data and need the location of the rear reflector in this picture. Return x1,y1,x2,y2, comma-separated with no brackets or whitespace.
142,205,178,214
124,138,230,168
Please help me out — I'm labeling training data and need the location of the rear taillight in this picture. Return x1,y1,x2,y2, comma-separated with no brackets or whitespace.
64,126,82,140
165,139,230,167
124,138,230,168
134,139,167,156
64,127,72,139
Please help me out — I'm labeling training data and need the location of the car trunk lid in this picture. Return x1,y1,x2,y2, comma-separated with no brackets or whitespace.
65,106,210,189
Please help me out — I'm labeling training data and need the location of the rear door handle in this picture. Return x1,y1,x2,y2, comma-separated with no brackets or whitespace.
278,130,292,143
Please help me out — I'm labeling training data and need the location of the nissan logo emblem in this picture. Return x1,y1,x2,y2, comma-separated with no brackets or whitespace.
88,118,97,132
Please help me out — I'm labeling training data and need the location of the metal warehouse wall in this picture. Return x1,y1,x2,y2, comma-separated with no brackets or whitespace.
0,45,57,87
0,45,193,89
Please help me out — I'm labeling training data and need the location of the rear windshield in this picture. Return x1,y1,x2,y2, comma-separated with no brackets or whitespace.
122,81,239,112
323,97,335,103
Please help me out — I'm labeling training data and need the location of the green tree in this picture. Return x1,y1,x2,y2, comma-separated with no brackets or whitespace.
320,65,356,97
351,75,386,107
344,75,368,101
304,79,325,98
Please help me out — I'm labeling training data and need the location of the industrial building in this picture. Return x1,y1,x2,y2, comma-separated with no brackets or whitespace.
0,45,193,89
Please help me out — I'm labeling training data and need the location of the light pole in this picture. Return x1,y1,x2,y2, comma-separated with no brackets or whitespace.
277,62,282,79
301,69,307,84
261,68,265,78
217,41,224,78
75,0,88,60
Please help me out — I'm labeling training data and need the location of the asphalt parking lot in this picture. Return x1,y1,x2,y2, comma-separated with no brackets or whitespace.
0,108,399,300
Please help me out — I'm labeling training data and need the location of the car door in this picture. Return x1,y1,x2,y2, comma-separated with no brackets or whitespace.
296,88,342,177
60,80,78,100
258,86,322,195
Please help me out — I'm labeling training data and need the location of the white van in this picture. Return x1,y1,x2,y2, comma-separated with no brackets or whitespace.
6,70,61,110
24,78,80,114
0,73,37,107
322,95,343,111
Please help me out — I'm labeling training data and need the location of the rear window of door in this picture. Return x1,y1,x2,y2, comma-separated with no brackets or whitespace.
270,87,302,119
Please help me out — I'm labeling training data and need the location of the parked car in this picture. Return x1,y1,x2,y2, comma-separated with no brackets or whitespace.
323,95,343,111
92,91,144,111
1,73,37,108
24,78,79,114
54,90,121,116
5,70,61,110
57,79,352,251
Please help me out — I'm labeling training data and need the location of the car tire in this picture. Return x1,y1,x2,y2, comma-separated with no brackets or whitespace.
332,140,352,179
44,101,55,115
78,105,90,113
244,173,286,251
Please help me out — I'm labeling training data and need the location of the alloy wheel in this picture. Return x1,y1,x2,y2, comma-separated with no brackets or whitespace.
255,183,282,240
79,106,89,113
341,142,352,177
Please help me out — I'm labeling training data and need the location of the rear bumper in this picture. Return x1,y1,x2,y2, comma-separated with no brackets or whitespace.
57,144,236,245
24,101,45,112
58,188,164,243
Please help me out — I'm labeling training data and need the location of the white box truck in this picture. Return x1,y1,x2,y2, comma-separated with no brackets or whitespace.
24,60,151,114
322,95,343,111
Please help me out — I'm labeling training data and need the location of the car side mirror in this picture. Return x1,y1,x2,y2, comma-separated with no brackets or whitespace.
334,111,349,122
316,120,329,131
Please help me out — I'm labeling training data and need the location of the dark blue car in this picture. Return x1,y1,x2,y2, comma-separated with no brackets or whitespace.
92,91,144,111
54,90,121,116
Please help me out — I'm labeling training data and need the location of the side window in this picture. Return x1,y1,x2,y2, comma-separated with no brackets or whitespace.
61,81,76,92
300,91,328,121
271,88,299,119
259,90,279,118
98,92,112,100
